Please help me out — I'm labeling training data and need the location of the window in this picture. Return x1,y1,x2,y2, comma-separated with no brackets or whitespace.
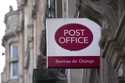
10,44,19,79
10,62,19,79
47,0,56,18
56,0,62,17
10,45,19,60
46,0,63,18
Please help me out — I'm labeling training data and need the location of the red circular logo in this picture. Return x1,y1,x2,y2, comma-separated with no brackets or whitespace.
55,23,93,51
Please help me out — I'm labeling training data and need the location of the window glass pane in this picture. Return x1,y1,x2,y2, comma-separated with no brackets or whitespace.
47,0,55,17
11,62,19,78
13,46,18,59
11,45,18,60
56,0,62,17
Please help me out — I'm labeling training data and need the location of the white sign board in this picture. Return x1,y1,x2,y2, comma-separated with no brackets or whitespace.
46,18,101,68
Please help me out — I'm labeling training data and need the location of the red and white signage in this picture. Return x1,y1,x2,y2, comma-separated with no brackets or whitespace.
46,18,101,68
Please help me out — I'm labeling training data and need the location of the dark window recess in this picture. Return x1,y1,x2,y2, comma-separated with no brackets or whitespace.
46,0,63,18
118,77,125,83
40,30,46,56
56,0,62,17
33,69,67,83
46,0,56,18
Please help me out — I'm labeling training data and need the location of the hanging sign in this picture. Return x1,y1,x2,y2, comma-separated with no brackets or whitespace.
46,18,101,68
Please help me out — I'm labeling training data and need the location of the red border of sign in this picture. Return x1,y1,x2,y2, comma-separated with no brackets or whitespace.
48,56,100,68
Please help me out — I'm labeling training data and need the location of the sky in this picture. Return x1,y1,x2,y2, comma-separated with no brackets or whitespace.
0,0,17,82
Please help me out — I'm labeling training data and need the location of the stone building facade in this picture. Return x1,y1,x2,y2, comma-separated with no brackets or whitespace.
1,0,125,83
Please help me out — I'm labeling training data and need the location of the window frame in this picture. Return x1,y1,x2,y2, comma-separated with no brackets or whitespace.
10,43,19,79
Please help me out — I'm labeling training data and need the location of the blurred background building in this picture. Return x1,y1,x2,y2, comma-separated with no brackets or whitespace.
1,0,125,83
